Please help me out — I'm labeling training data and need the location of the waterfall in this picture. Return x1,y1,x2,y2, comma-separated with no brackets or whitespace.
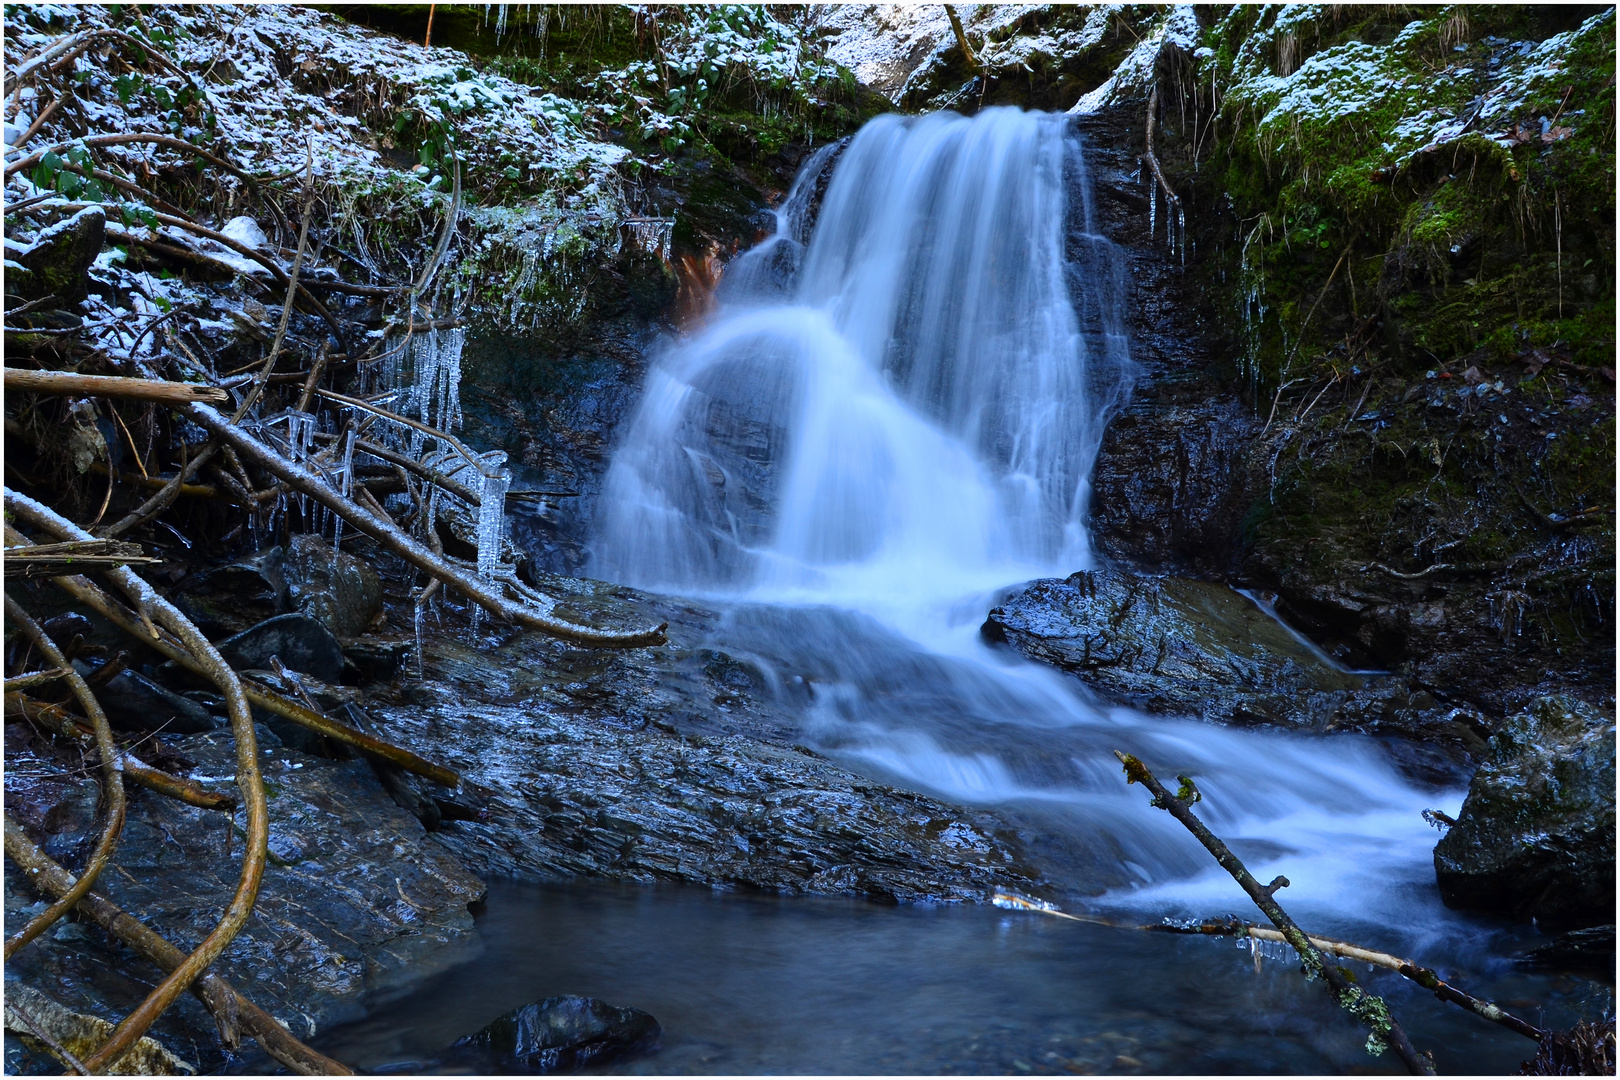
596,108,1133,600
592,109,1457,939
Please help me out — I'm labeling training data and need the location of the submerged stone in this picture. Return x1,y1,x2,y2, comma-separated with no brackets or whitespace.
452,996,661,1074
1433,695,1615,932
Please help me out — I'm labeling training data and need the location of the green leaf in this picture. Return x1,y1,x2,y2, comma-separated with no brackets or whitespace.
39,150,62,174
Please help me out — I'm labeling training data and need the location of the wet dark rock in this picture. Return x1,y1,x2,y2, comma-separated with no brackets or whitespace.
284,534,384,638
1514,924,1615,975
450,996,661,1074
72,660,219,734
171,539,382,640
3,723,487,1067
39,611,94,654
983,568,1360,727
215,612,345,684
1434,696,1615,932
4,205,105,306
169,546,288,638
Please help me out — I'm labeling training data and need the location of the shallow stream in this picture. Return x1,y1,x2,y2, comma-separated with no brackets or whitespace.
316,879,1601,1075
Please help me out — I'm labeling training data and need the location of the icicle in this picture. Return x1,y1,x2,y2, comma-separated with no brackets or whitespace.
476,469,510,578
414,598,427,677
1149,181,1156,236
334,428,356,555
1179,208,1187,266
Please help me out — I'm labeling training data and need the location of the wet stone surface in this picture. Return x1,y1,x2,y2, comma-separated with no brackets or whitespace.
3,720,485,1069
981,566,1493,768
375,577,1044,903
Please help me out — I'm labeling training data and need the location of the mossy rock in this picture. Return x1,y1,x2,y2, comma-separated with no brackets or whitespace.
1434,694,1616,931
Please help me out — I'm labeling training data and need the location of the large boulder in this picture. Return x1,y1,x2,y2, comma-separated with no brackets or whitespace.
1433,696,1615,931
982,567,1362,727
450,996,661,1074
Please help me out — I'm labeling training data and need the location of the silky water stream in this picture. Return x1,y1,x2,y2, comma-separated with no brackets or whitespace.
317,110,1607,1073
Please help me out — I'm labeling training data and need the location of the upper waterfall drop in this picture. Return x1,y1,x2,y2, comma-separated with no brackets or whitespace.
594,108,1135,601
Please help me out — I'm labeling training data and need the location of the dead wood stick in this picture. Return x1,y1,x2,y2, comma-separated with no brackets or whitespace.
995,892,1543,1044
0,490,269,1074
1143,84,1182,211
315,388,497,479
18,572,462,788
236,141,314,422
3,538,162,576
5,692,237,812
7,132,259,184
1114,751,1434,1074
3,817,353,1075
3,368,228,404
187,403,668,647
2,667,71,692
942,4,984,71
86,460,218,499
354,436,482,506
2,597,126,961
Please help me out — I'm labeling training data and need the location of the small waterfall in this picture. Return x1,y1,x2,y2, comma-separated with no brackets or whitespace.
596,108,1133,598
592,108,1456,937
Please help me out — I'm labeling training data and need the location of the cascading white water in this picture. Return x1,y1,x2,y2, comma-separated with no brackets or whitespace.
593,108,1461,940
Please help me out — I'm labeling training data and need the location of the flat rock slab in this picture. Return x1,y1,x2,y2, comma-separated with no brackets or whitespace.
371,577,1043,904
983,568,1359,724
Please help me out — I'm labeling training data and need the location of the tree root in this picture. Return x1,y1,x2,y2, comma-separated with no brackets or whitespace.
2,488,270,1074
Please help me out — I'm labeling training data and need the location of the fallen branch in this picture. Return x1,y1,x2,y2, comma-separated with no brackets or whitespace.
1114,751,1434,1075
353,436,482,506
3,666,71,692
1,488,269,1074
186,403,668,647
1,597,127,962
3,538,162,576
6,692,237,812
3,818,352,1075
3,368,228,404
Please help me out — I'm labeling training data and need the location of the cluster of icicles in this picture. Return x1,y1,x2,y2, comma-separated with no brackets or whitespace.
251,320,510,660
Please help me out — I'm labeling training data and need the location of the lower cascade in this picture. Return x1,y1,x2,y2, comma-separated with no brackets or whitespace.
593,108,1454,933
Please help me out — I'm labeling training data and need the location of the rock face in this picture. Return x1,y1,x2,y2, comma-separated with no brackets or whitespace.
451,996,661,1073
1433,696,1616,932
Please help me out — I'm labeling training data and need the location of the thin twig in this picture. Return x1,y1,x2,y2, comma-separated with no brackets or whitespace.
1114,751,1434,1074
